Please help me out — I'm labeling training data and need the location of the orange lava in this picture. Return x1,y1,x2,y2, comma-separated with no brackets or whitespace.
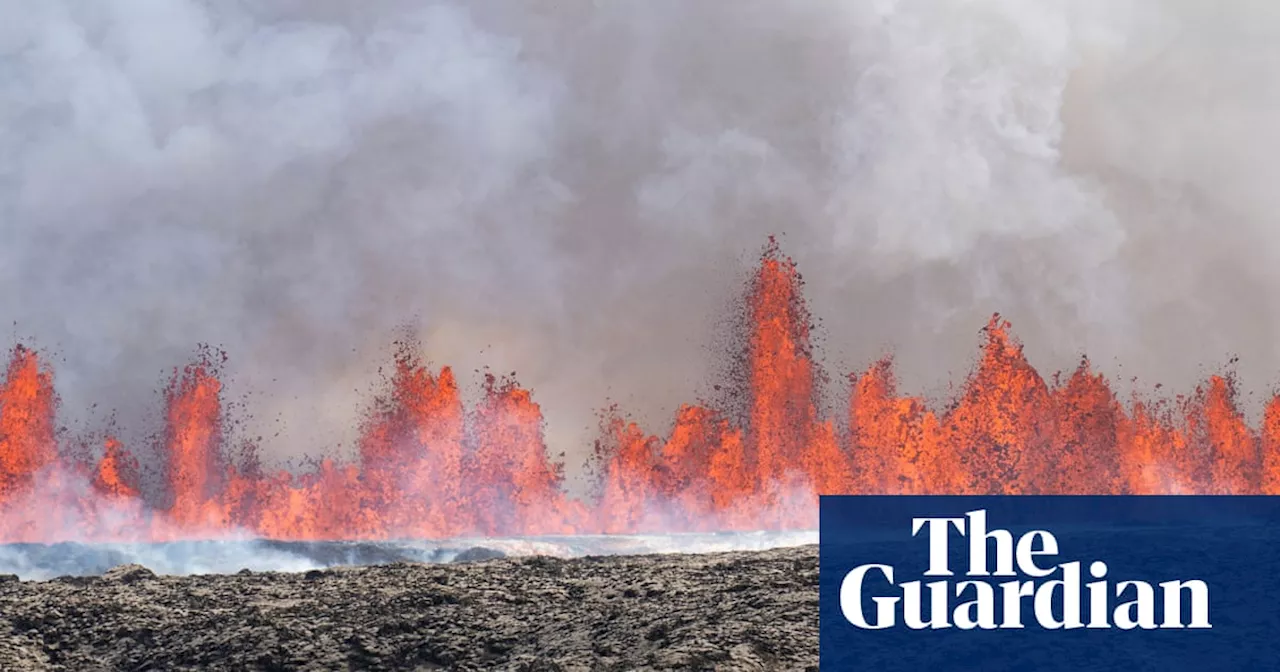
0,346,57,502
0,240,1277,543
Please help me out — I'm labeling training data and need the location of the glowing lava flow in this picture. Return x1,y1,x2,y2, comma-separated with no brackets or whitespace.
1,239,1278,543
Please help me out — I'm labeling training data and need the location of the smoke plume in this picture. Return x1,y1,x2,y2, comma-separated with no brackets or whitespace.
4,0,1279,478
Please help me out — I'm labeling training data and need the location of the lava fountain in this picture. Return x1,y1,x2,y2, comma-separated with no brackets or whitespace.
1,239,1278,544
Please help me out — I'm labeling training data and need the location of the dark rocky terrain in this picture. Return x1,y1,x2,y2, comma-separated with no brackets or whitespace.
0,545,818,671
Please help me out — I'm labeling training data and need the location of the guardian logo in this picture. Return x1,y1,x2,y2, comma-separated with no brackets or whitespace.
818,496,1280,671
839,509,1211,631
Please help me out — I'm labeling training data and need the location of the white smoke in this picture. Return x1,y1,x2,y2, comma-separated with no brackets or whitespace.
0,529,819,580
2,0,1279,482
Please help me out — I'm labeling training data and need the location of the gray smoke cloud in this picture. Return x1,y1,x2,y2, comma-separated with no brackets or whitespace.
3,0,1279,480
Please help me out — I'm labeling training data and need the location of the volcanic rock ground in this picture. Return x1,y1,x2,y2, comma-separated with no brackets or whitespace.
0,545,818,671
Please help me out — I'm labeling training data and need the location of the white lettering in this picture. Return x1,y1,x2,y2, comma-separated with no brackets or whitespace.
836,510,1212,631
1158,580,1211,629
965,510,1015,577
1032,561,1083,629
1114,581,1156,630
1014,529,1058,578
912,516,966,576
840,564,897,629
902,580,952,629
953,581,997,629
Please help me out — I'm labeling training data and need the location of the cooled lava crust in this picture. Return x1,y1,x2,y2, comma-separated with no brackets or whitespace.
0,545,817,671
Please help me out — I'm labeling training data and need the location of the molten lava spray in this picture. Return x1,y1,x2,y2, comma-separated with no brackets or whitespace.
1,241,1277,543
0,347,58,501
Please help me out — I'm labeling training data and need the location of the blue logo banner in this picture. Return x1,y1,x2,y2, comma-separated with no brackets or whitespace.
819,496,1280,671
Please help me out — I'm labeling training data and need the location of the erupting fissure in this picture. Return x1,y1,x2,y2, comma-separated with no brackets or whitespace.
1,239,1279,543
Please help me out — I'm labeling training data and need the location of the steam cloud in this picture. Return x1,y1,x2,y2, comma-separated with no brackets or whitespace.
4,0,1279,481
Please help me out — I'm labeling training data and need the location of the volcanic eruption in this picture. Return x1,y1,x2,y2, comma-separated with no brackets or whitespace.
0,239,1278,545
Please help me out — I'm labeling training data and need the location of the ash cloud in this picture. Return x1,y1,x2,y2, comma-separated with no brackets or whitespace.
3,0,1279,476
